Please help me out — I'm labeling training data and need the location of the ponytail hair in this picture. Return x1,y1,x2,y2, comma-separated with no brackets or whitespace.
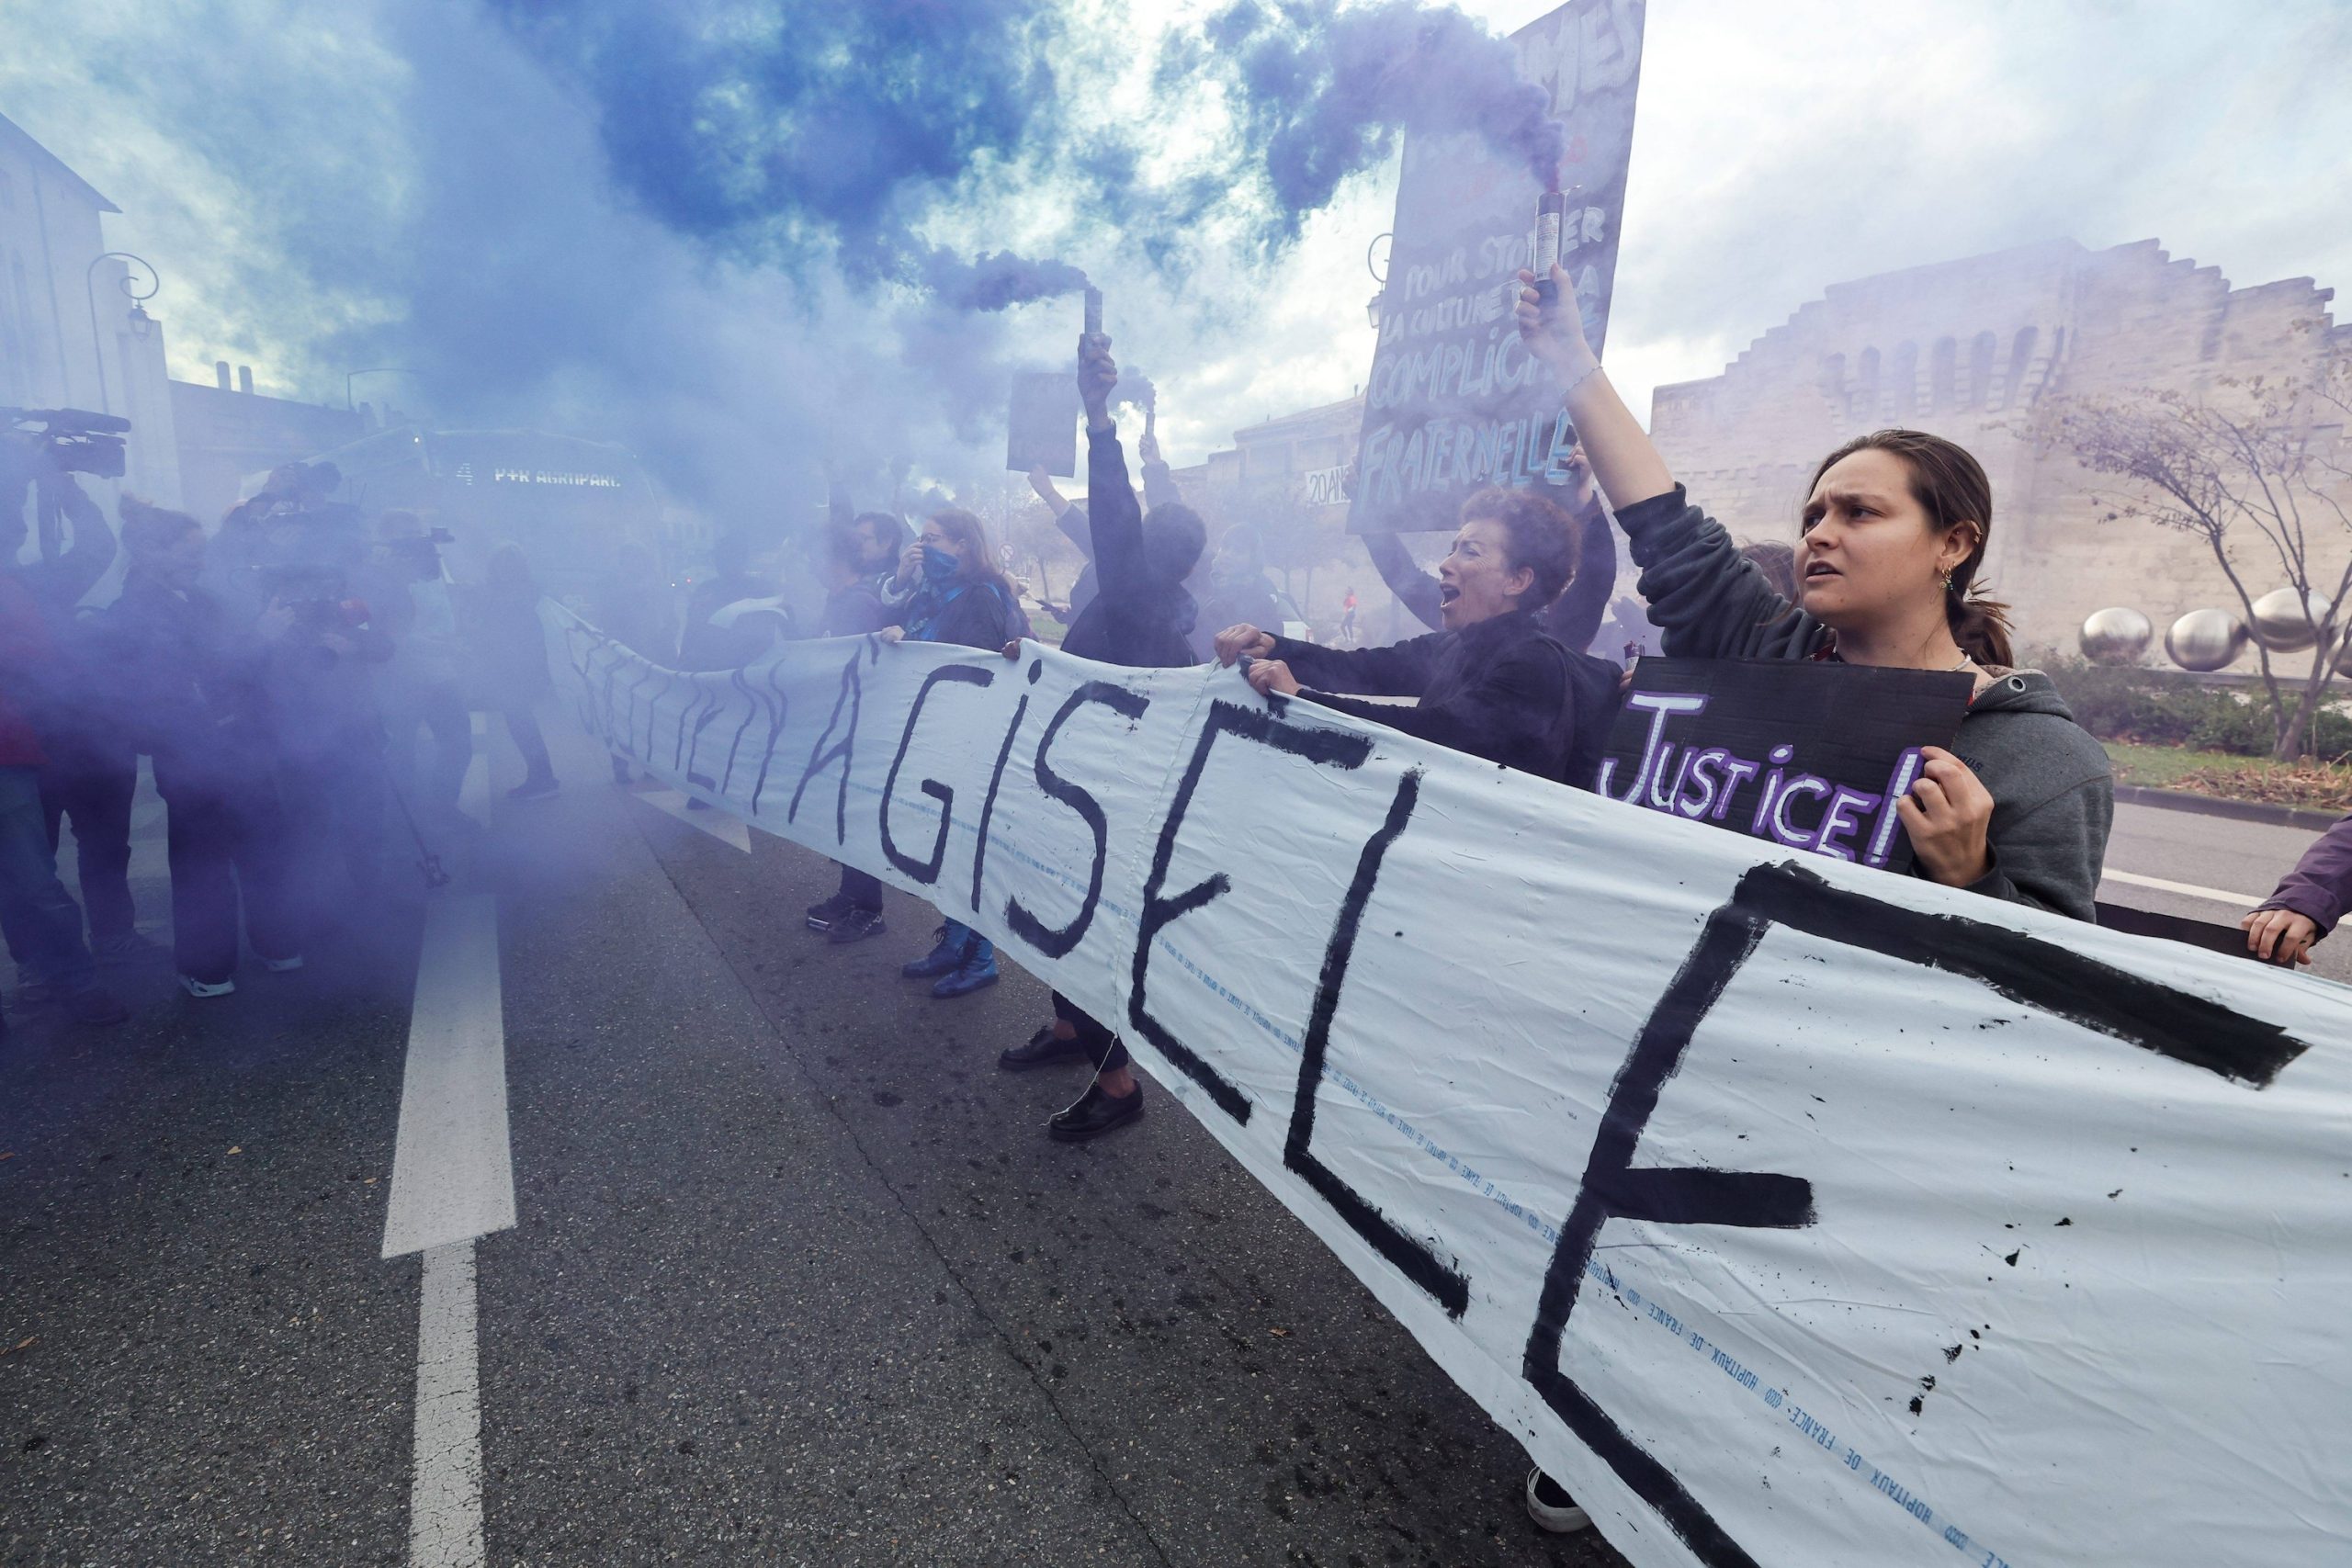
1809,429,2014,667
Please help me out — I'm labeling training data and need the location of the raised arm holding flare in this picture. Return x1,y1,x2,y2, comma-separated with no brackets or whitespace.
1510,262,2112,919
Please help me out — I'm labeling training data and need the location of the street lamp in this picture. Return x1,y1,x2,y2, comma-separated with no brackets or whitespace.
1364,231,1393,333
345,366,417,413
83,252,160,414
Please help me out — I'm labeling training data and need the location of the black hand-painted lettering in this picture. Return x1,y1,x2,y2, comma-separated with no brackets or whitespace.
1002,680,1149,958
877,663,997,885
718,668,759,795
1282,768,1471,1316
1738,861,2307,1087
789,641,870,840
1519,852,2305,1563
1132,700,1374,1125
969,694,1031,914
744,659,795,813
1521,890,1808,1568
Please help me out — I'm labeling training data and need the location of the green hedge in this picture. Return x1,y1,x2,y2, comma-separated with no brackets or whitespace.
2038,656,2352,760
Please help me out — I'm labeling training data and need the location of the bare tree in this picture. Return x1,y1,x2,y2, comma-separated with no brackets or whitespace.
2040,359,2352,760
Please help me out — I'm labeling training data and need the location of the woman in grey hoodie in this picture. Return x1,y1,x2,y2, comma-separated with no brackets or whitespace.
1508,264,2112,923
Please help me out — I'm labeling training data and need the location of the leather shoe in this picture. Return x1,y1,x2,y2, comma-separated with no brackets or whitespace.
1048,1081,1143,1143
999,1025,1091,1071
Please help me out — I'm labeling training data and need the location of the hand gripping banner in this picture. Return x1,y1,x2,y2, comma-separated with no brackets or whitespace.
548,604,2352,1568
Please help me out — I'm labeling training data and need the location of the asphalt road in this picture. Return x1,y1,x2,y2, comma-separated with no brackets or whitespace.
1,721,2339,1566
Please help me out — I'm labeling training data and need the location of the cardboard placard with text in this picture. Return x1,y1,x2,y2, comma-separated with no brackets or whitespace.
1599,657,1974,874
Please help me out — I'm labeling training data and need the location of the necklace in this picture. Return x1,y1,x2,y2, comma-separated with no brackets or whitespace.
1951,650,1974,671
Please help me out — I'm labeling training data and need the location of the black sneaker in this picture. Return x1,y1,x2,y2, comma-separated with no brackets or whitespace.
999,1025,1091,1072
1525,1469,1590,1533
1047,1081,1144,1143
826,908,887,944
506,776,560,801
66,987,130,1027
805,893,854,931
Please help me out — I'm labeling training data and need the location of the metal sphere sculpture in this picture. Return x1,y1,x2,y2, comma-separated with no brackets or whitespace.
2247,587,2332,653
2078,607,2153,666
2165,608,2249,672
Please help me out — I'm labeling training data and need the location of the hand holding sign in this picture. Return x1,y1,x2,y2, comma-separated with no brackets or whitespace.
1894,746,1994,887
1215,623,1276,666
1243,658,1301,697
2242,906,2320,965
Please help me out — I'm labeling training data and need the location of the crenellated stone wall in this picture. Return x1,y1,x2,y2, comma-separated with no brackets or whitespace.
1647,239,2352,670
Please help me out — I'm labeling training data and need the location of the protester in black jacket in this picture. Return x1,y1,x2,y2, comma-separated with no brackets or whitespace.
1027,432,1183,626
877,508,1023,1000
1361,439,1620,656
1217,488,1620,788
112,500,301,998
996,333,1208,1144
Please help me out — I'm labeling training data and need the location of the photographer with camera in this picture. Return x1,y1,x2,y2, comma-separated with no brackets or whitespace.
109,500,303,998
366,509,473,820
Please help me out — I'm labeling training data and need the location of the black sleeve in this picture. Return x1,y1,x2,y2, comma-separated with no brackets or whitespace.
1544,503,1616,653
1087,424,1148,598
1361,533,1443,632
1616,486,1825,660
1269,630,1444,697
1302,643,1570,769
1055,502,1092,560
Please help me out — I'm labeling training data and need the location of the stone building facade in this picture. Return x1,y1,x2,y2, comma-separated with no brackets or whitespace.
1646,238,2351,667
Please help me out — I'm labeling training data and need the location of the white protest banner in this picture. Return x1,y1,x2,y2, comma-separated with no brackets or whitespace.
548,603,2352,1568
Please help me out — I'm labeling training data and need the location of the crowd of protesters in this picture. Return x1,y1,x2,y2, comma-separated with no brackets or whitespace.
12,272,2352,1550
0,451,709,1025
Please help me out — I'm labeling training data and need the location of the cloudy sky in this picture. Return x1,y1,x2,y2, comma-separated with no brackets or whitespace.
3,0,2346,518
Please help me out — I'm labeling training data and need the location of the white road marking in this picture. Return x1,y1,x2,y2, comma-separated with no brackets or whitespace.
635,787,752,852
382,894,515,1258
385,891,514,1568
408,1240,488,1568
2101,868,2267,907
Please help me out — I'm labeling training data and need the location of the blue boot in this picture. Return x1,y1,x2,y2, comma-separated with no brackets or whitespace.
931,937,1000,999
902,922,973,979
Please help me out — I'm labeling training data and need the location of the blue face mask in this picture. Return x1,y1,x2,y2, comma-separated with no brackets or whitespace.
920,544,959,582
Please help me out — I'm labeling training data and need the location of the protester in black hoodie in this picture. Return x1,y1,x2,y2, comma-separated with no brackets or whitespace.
1217,487,1621,789
994,332,1206,1145
112,500,302,998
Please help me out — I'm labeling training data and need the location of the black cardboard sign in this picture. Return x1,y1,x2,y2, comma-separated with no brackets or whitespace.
1349,0,1645,534
1599,657,1973,873
1007,371,1080,478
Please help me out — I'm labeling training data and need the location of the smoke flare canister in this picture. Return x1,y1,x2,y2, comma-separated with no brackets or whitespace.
1083,285,1103,339
1533,191,1565,305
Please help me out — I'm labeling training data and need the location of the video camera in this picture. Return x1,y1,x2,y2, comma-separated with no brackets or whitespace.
1,406,130,480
